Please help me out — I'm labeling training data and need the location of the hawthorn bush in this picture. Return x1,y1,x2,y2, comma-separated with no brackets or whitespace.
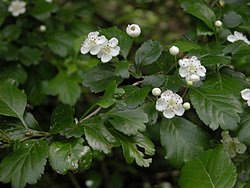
0,0,250,187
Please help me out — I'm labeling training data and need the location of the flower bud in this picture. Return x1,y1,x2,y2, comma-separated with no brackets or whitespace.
39,25,46,32
46,0,53,3
215,20,222,27
169,46,179,56
152,88,161,97
190,74,200,82
126,24,141,37
187,81,193,86
183,102,191,110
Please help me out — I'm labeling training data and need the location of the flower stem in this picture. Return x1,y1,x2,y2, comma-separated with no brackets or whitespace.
79,107,102,124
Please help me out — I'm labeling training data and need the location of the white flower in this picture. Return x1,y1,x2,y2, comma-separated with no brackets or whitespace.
39,25,46,32
97,37,120,63
85,180,94,187
241,88,250,106
152,88,161,97
215,20,222,27
178,56,206,83
156,90,185,119
183,102,190,110
45,0,52,3
8,0,26,17
169,46,179,56
221,131,247,158
227,31,250,45
126,24,141,37
81,31,107,55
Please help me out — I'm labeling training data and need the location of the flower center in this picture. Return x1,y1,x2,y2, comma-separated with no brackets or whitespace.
130,26,136,31
102,45,111,54
188,64,197,73
167,99,176,109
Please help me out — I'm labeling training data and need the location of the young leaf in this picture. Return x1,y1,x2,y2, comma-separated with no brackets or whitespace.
190,77,243,130
237,110,250,146
83,118,117,154
179,146,237,188
160,117,209,167
51,105,84,138
83,64,122,93
135,40,163,67
48,71,81,105
0,140,48,188
49,138,92,174
106,108,148,136
100,26,133,59
181,1,216,30
0,80,27,124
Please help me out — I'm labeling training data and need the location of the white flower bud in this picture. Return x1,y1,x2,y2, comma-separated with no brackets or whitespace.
126,24,141,37
215,20,222,27
152,88,162,97
187,81,193,86
46,0,53,3
169,46,179,56
183,102,191,110
39,25,46,32
190,74,200,82
85,180,94,187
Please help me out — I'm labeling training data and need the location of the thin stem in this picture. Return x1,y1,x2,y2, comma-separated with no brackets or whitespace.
80,104,97,120
79,107,102,124
182,86,189,99
20,117,29,129
68,173,81,188
0,129,12,142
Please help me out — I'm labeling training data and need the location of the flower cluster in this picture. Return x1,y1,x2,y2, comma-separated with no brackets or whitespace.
81,31,120,63
155,90,185,119
178,56,206,84
8,0,26,17
241,88,250,106
227,31,250,45
221,131,247,158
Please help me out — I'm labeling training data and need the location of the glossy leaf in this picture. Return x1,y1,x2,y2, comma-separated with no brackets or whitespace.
106,108,148,136
0,140,48,188
180,146,237,188
237,110,250,146
115,61,130,79
49,138,92,174
223,11,242,28
83,118,117,154
160,117,209,167
112,130,155,167
135,40,163,67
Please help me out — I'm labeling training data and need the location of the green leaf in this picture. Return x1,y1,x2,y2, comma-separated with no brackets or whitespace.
142,75,166,88
2,25,21,41
118,85,150,109
0,64,27,84
100,26,133,59
115,61,130,79
106,108,148,136
0,140,48,188
181,1,216,29
174,41,201,52
19,47,42,66
97,81,116,108
49,138,92,174
51,105,84,138
237,110,250,146
48,71,81,105
135,40,163,67
83,64,122,93
0,80,27,123
190,77,243,130
179,146,237,188
46,32,73,57
223,11,242,28
161,75,184,92
160,117,209,167
83,118,117,154
30,0,58,20
111,131,155,167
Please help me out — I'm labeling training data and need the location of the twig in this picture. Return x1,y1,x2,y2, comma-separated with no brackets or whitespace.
79,107,102,124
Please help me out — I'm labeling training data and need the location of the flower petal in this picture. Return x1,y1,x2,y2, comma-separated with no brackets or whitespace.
173,105,185,116
227,35,237,43
234,31,243,38
110,46,120,56
108,38,119,47
80,44,90,54
235,143,247,154
178,59,188,67
156,98,167,112
161,90,173,100
163,109,175,119
179,67,189,77
241,88,250,100
101,54,112,63
90,45,101,55
96,36,107,44
88,31,99,39
197,66,206,77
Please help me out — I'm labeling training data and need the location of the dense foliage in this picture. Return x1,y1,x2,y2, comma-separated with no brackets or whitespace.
0,0,250,187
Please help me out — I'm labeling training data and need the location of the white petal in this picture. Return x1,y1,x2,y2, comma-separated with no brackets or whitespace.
234,31,243,38
163,109,175,119
179,67,189,77
90,45,101,55
161,90,173,100
173,105,185,116
101,54,112,63
96,36,107,44
88,31,99,39
241,89,250,100
108,38,119,47
235,143,247,154
156,98,167,112
80,44,90,54
227,35,237,43
247,100,250,107
197,66,206,77
110,46,120,56
178,59,188,67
